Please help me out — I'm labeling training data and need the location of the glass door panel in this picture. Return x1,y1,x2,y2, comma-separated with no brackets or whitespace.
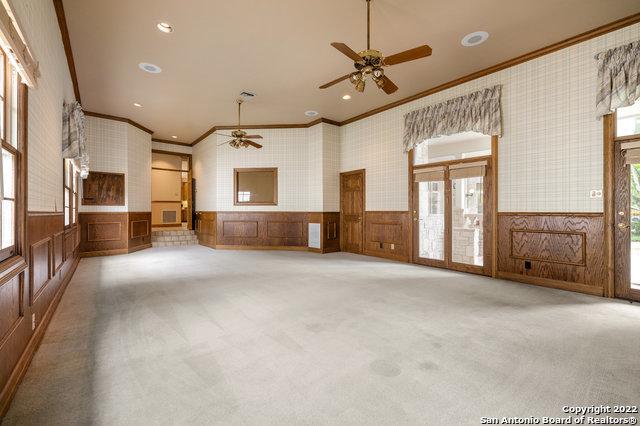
450,176,484,266
418,181,445,261
631,162,640,289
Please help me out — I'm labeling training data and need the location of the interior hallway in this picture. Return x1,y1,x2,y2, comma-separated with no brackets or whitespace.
3,246,640,425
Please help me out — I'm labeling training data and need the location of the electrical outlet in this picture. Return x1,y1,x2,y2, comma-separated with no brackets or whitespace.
390,243,395,250
590,189,603,199
524,260,532,270
31,313,36,330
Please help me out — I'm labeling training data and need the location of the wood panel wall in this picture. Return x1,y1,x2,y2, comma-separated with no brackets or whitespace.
0,213,79,416
195,211,216,249
79,212,152,257
128,212,152,253
364,211,411,262
308,212,340,254
216,212,310,249
497,213,606,296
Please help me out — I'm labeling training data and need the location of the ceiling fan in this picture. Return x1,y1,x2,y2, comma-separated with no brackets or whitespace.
319,0,432,94
216,99,263,149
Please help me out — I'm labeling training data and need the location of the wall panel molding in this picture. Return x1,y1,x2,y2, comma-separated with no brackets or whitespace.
28,237,52,305
364,211,411,262
497,212,605,296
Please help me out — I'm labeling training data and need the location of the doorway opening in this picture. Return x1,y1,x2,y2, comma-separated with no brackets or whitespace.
411,132,496,276
151,150,193,230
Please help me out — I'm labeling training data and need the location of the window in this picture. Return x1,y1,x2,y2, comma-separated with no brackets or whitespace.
234,168,278,206
414,132,492,165
64,159,79,227
0,51,23,263
617,100,640,138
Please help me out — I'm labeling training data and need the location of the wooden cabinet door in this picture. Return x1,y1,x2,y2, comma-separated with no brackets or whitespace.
340,170,365,254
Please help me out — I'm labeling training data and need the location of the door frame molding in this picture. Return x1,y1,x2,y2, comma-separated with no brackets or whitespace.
604,113,640,301
340,169,366,254
408,136,498,277
151,149,193,230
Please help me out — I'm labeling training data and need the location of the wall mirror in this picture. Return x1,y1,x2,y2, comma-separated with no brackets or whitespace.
234,168,278,205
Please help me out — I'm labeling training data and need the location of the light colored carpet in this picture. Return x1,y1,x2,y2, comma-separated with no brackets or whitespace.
2,246,639,425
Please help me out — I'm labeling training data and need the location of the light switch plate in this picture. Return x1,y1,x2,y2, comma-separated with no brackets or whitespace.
590,189,603,199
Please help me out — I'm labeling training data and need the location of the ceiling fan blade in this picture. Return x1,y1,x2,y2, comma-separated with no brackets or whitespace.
218,139,234,146
380,75,398,94
243,139,263,149
384,45,432,66
331,42,363,62
320,74,350,89
214,132,234,137
244,135,263,139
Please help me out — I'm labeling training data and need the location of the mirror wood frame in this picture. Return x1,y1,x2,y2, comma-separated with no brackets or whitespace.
233,167,278,206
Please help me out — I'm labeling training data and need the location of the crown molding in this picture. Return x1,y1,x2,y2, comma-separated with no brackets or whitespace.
83,111,153,135
53,0,81,103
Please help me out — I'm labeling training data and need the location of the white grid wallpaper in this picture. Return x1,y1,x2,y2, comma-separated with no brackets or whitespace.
322,123,341,212
127,126,152,212
81,117,129,212
15,0,75,212
215,128,310,211
307,124,324,212
340,23,640,213
193,135,217,211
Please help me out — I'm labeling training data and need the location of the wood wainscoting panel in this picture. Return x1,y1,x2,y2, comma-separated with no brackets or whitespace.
28,238,51,305
1,213,79,417
497,213,605,296
128,212,152,253
0,276,22,350
322,212,340,253
79,212,128,256
216,212,310,248
52,231,64,273
195,212,217,249
364,211,411,262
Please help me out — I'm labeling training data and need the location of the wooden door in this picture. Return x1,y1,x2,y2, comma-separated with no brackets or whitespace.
340,170,365,254
614,140,640,301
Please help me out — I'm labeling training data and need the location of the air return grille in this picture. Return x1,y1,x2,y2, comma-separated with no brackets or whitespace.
162,211,177,223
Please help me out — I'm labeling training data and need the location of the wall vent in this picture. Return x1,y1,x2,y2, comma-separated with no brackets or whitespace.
162,210,177,223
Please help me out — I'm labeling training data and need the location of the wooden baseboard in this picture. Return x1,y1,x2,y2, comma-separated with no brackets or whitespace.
80,248,128,258
0,255,80,418
363,249,409,263
215,245,309,252
127,244,152,254
497,271,604,297
197,241,216,250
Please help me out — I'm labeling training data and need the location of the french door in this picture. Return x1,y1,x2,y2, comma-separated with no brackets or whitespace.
412,157,493,276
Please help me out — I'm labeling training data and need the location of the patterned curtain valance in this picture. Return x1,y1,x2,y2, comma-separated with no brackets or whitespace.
403,85,502,152
595,40,640,118
62,101,89,178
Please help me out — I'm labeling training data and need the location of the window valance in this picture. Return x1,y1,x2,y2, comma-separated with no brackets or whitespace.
0,1,39,87
403,85,502,152
595,40,640,118
62,102,89,178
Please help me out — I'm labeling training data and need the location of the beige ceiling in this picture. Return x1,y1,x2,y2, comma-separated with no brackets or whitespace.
63,0,640,142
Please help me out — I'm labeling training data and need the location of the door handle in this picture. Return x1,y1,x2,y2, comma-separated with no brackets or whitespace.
618,223,629,229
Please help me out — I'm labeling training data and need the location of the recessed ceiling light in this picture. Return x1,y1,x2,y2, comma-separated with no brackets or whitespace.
305,110,319,117
461,31,489,47
342,94,352,100
172,135,178,139
133,102,142,107
138,62,162,74
157,22,173,33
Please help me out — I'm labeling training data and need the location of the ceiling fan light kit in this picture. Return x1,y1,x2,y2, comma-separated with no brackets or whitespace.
216,99,264,149
319,0,432,95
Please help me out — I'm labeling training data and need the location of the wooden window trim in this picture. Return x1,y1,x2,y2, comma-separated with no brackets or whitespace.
233,167,278,206
0,52,27,271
